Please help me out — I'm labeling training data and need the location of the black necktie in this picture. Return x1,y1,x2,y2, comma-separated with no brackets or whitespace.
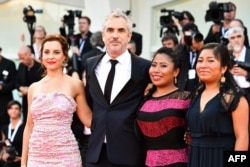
104,59,118,104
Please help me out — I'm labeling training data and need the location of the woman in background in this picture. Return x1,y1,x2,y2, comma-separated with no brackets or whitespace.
21,25,47,61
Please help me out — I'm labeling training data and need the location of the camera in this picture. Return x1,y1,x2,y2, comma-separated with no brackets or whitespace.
0,139,19,162
62,10,82,36
23,5,43,24
159,8,183,37
230,53,250,71
205,1,234,24
62,10,82,27
183,31,204,46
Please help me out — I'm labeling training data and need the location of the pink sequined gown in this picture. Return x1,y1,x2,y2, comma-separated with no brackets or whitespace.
28,92,82,167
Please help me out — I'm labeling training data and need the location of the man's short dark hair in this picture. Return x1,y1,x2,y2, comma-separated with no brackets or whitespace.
161,33,178,46
79,16,91,25
182,22,199,33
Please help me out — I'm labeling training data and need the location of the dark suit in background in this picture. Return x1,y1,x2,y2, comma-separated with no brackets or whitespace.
176,45,199,92
235,47,250,101
0,56,16,129
60,27,93,78
131,31,143,56
15,61,43,123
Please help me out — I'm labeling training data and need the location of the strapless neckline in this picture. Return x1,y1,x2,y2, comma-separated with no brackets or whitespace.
32,92,76,106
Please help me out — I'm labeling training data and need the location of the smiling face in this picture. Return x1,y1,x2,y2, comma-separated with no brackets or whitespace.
196,49,226,84
41,41,66,71
149,53,179,88
102,17,132,58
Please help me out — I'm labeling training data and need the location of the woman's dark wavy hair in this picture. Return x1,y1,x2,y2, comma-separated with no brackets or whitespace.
191,43,244,112
145,47,181,100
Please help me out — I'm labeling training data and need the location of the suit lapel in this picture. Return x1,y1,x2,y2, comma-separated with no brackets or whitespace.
87,54,108,106
111,54,142,106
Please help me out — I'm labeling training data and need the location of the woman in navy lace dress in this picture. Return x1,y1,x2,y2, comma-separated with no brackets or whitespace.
186,43,249,167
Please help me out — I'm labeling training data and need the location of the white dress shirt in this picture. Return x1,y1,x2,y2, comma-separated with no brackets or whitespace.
95,50,131,143
95,50,131,103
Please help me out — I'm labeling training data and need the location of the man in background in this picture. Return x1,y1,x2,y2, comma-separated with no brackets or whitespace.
161,33,179,51
16,45,43,123
60,16,93,79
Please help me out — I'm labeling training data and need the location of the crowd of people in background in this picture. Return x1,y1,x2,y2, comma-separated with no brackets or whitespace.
0,1,249,167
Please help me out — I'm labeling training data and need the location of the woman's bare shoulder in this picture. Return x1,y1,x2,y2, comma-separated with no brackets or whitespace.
65,75,84,95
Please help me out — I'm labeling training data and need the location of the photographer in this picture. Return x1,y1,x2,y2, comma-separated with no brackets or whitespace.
176,22,204,92
227,26,250,102
171,10,195,46
229,19,249,47
0,100,24,167
204,1,236,44
59,15,93,79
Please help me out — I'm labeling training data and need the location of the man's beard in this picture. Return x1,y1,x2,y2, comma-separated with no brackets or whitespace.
232,44,242,52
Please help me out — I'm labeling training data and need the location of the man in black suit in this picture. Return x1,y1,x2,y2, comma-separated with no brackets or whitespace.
16,45,43,123
0,47,16,131
176,23,204,92
60,16,93,79
84,8,151,167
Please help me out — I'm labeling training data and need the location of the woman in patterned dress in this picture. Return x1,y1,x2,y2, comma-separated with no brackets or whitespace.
21,34,92,167
136,47,190,167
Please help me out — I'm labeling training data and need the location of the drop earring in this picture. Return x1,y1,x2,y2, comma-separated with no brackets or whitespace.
220,75,226,83
174,77,177,84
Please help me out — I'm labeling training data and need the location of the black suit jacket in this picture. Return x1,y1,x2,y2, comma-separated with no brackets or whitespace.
241,47,250,81
131,31,143,56
85,52,151,165
16,61,43,117
0,56,16,122
177,45,199,92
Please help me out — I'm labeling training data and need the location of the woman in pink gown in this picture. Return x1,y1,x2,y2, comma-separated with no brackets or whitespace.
21,34,92,167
